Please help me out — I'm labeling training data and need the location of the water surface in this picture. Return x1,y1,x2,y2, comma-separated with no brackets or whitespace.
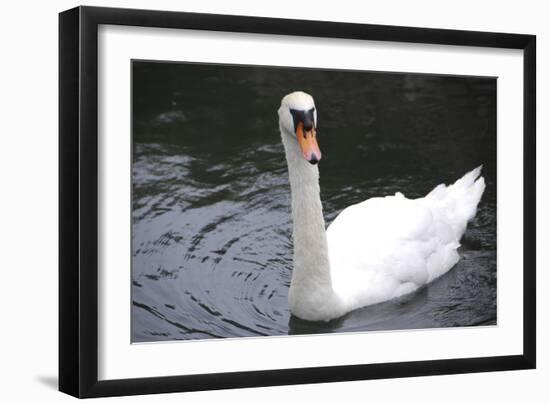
131,62,497,342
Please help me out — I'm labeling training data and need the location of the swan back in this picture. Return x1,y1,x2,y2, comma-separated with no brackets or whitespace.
325,166,486,314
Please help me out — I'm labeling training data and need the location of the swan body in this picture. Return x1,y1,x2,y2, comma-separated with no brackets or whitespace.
279,91,486,321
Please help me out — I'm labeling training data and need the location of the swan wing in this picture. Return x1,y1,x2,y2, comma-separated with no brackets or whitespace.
326,167,485,309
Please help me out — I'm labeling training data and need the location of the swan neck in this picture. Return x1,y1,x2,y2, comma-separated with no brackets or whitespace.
281,127,334,295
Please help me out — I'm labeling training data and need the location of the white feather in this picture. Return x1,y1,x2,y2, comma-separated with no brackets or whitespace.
279,92,486,321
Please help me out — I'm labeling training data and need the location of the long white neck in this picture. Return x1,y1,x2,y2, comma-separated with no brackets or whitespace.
280,125,343,321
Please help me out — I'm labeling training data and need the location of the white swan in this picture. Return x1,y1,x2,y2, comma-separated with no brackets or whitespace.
278,91,486,321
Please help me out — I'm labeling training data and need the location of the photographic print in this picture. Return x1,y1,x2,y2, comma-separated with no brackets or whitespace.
131,61,497,342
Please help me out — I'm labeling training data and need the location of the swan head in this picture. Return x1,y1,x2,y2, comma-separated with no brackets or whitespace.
278,91,321,165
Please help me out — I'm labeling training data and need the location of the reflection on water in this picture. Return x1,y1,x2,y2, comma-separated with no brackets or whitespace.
131,62,497,342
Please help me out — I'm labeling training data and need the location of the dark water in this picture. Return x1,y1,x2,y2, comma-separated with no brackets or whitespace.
131,61,497,342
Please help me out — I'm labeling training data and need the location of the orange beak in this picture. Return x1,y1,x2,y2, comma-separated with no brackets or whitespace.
296,122,321,164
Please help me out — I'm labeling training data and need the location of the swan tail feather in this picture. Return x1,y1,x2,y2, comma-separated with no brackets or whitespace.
427,165,486,240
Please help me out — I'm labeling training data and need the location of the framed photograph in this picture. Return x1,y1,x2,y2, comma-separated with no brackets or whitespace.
59,6,536,398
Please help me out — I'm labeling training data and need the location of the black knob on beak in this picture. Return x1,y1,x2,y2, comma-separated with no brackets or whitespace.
303,116,314,132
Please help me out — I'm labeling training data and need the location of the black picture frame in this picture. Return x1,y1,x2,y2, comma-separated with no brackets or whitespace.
59,5,536,398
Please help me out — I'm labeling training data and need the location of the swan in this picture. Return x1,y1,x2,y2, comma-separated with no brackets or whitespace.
278,91,486,322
